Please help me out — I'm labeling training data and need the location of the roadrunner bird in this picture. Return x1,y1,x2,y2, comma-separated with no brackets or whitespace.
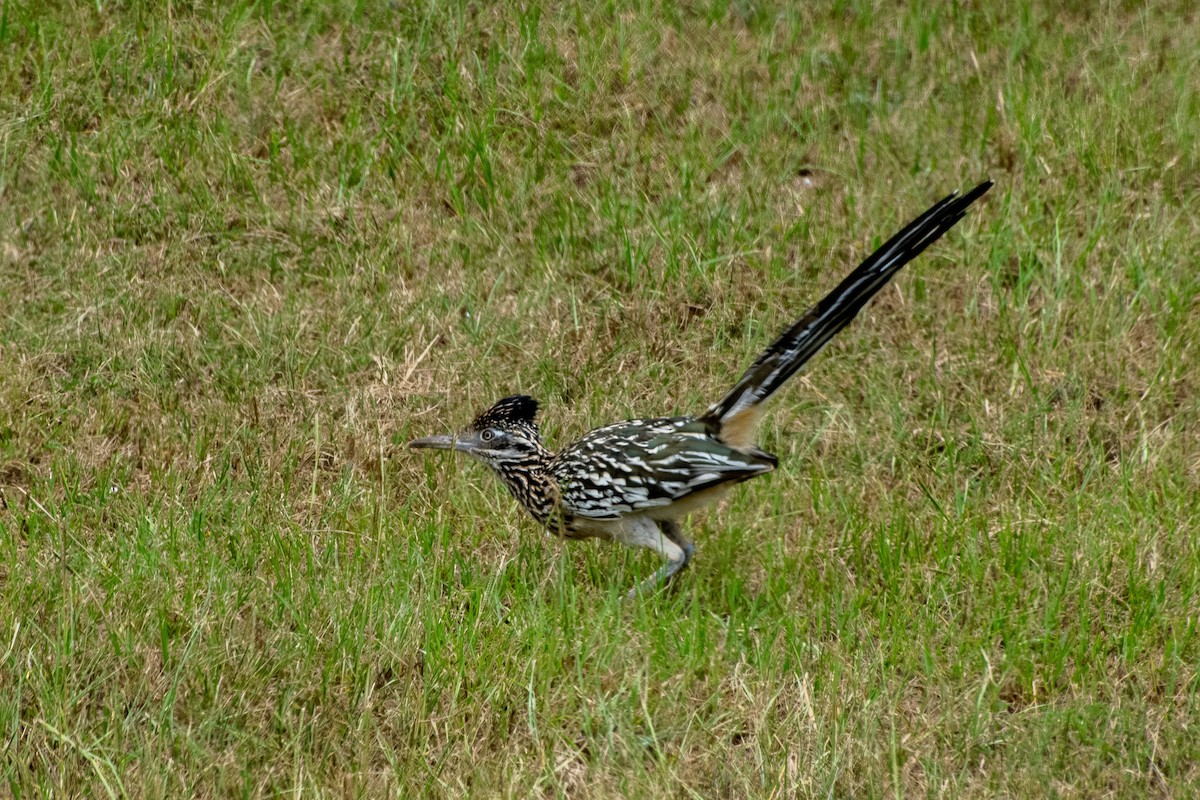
410,181,992,595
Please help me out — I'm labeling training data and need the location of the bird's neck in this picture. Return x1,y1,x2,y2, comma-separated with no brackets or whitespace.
490,443,558,526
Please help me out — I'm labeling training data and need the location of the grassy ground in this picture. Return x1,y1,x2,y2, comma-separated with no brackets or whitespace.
1,1,1198,797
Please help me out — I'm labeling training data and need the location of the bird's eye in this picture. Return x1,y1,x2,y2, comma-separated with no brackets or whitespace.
481,429,496,442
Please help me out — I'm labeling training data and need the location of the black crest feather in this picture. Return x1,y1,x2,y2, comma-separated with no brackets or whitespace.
472,395,540,430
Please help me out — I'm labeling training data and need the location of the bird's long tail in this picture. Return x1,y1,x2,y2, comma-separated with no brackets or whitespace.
704,180,993,447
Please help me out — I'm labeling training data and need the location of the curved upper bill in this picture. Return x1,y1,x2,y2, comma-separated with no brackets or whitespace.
408,434,470,452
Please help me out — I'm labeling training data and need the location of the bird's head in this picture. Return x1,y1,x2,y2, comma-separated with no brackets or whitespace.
408,395,547,467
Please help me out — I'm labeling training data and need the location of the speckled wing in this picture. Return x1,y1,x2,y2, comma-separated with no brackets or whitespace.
549,417,777,520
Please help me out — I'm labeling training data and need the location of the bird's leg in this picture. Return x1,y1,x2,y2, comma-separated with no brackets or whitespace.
626,520,694,599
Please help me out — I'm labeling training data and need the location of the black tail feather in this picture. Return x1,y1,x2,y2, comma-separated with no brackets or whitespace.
704,180,992,433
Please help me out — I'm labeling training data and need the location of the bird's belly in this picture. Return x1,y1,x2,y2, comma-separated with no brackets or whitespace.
547,512,613,541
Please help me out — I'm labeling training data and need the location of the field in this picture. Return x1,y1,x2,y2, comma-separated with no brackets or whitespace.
1,1,1198,797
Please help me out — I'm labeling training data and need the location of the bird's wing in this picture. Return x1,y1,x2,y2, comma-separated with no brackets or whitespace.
550,417,776,520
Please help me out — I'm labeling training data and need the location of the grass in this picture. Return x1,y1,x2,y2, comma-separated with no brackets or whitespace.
1,0,1198,796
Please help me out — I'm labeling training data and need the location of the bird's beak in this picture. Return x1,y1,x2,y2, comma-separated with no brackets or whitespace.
408,434,472,452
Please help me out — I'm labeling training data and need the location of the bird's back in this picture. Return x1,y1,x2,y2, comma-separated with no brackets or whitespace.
549,416,776,522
